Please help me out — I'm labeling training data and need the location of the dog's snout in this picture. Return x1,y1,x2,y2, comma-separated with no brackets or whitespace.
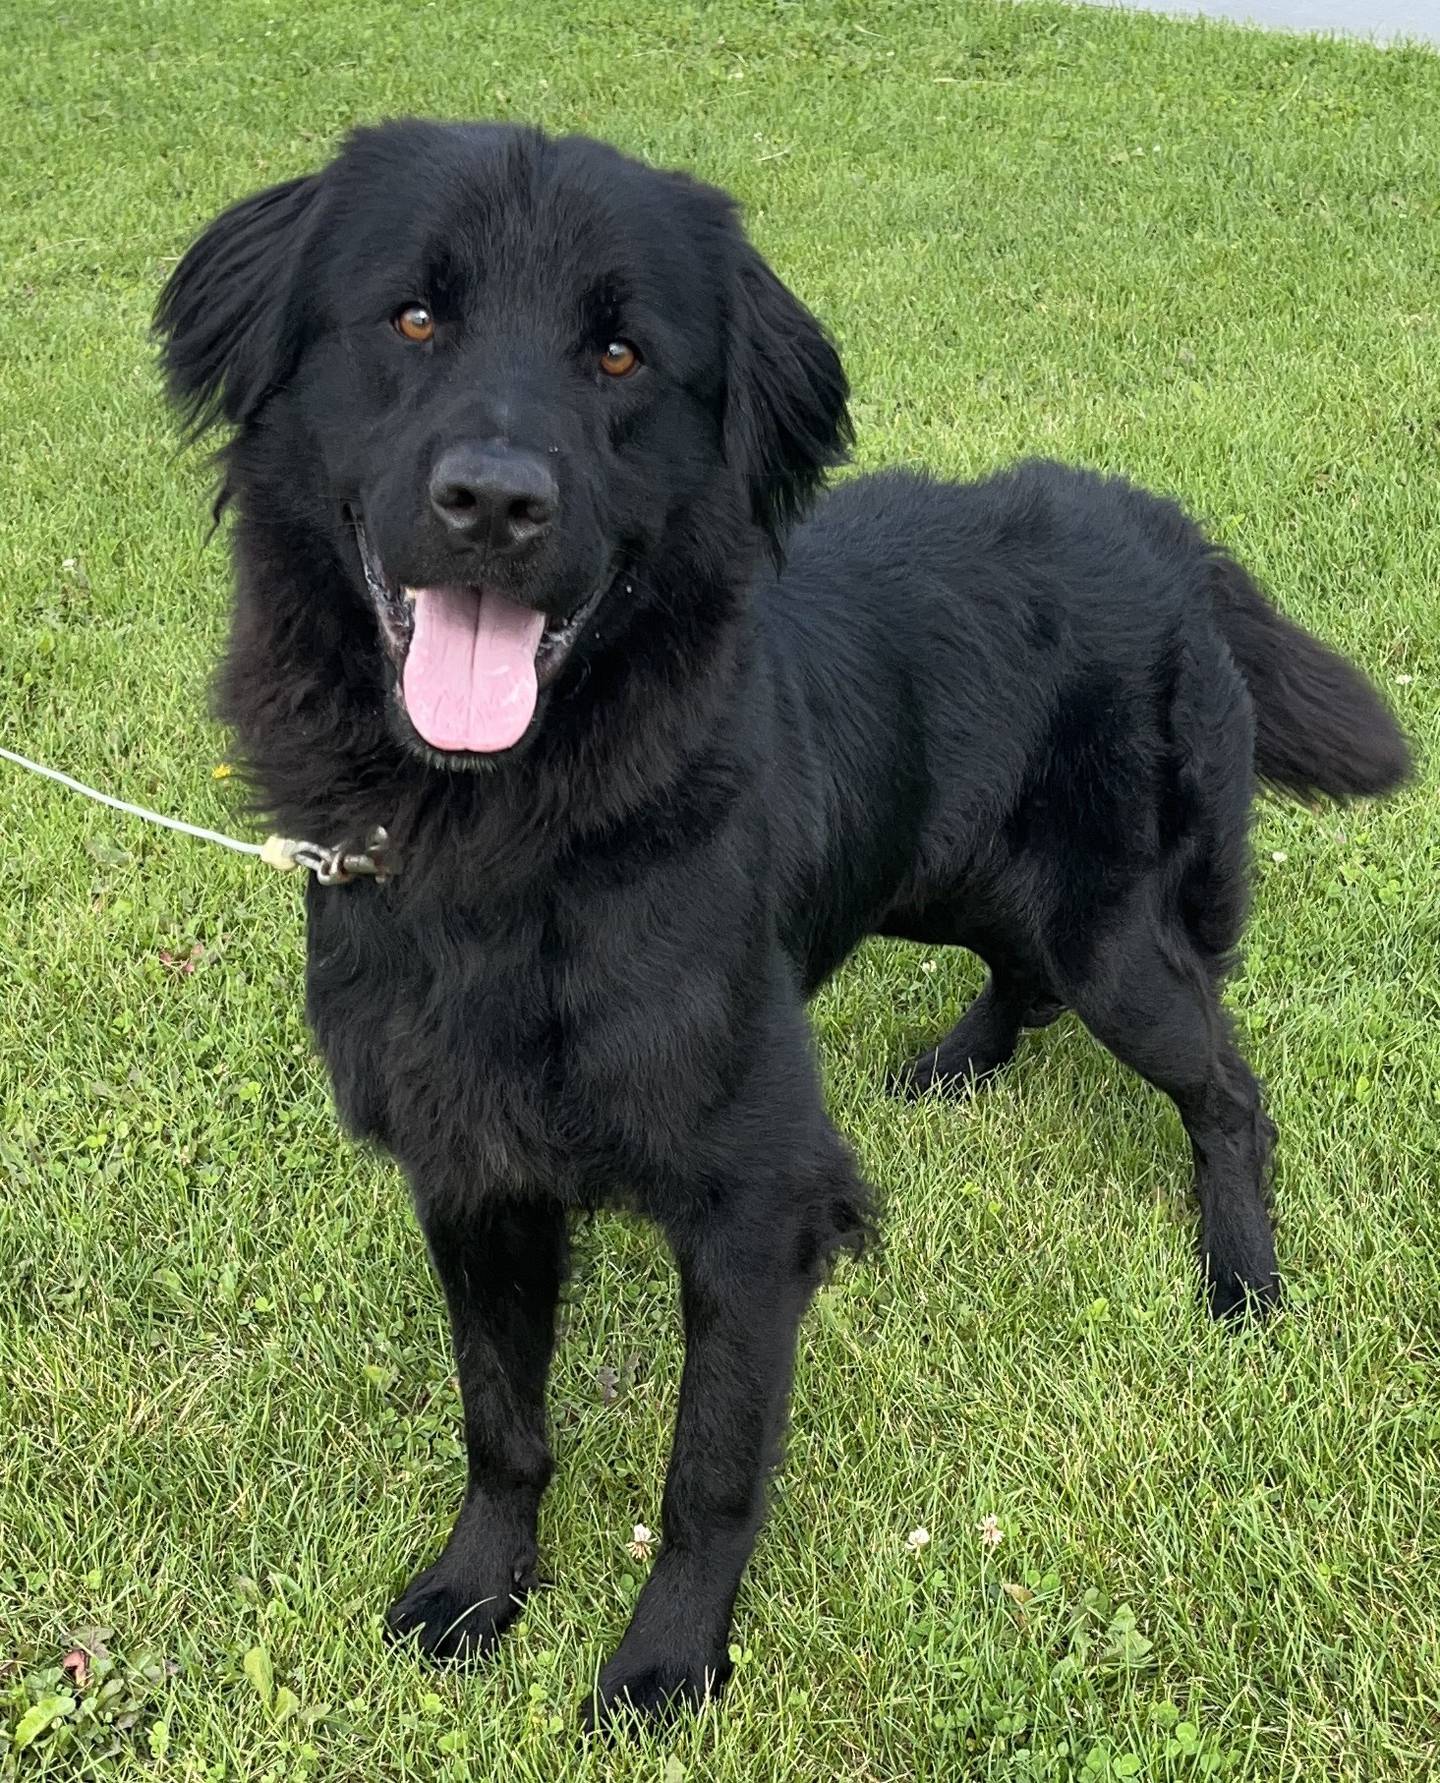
429,445,558,556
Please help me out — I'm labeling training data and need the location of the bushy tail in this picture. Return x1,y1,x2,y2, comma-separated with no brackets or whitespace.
1210,555,1413,801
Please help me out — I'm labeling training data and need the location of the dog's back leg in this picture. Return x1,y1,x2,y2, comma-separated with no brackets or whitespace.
1061,913,1277,1320
896,955,1061,1098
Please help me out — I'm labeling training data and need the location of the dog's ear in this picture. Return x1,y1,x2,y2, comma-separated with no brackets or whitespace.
154,174,323,438
723,239,852,549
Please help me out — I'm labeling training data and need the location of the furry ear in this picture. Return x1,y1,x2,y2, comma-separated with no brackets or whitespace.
154,174,323,438
723,242,852,548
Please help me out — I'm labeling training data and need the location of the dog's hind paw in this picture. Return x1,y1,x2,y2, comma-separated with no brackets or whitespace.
889,1047,990,1100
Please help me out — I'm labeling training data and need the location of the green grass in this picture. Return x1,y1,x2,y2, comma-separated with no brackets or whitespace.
3,1,1439,1777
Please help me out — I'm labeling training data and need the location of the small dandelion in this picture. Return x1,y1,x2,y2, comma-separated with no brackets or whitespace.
1271,850,1287,864
906,1526,931,1554
626,1523,654,1562
976,1514,1003,1549
212,762,234,780
1396,672,1414,686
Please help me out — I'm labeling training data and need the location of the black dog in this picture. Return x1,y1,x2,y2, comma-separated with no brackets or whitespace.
155,121,1410,1726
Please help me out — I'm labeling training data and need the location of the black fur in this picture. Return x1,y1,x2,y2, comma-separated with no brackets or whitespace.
1209,554,1412,799
154,120,1412,1728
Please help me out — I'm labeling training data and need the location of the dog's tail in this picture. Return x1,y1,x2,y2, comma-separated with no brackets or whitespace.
1210,554,1413,801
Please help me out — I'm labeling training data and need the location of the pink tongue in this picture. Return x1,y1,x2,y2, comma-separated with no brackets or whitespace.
401,586,547,753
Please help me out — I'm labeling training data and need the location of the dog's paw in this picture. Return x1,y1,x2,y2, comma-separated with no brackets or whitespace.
385,1562,528,1666
889,1047,982,1101
579,1646,732,1734
1207,1269,1281,1323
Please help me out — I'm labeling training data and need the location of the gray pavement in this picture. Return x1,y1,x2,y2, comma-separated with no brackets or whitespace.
1087,0,1440,45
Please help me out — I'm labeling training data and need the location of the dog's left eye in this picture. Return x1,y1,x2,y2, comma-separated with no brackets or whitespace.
393,304,435,344
599,340,640,378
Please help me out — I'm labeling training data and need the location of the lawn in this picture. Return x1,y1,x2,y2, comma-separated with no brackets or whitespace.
2,1,1438,1777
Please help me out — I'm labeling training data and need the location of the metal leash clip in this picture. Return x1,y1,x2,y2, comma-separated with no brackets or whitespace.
259,826,393,885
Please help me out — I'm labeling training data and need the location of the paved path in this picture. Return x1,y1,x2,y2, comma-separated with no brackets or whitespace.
1093,0,1440,45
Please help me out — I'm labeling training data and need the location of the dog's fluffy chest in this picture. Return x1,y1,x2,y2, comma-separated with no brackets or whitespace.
303,876,751,1201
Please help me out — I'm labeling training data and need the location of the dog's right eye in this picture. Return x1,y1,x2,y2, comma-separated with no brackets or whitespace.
599,340,640,378
393,304,435,344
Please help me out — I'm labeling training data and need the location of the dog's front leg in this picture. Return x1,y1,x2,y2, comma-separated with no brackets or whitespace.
584,1133,862,1730
387,1195,568,1664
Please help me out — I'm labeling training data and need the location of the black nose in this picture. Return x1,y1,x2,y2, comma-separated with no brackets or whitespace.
428,445,558,556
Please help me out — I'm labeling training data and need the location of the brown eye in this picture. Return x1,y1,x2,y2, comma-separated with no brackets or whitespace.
394,303,435,343
599,339,639,378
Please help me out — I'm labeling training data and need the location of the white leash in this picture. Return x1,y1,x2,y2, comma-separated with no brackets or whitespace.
0,744,392,884
0,744,264,857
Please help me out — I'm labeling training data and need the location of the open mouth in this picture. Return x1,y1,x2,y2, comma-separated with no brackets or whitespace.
352,516,605,755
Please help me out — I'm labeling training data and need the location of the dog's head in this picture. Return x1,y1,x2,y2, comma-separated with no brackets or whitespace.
156,121,850,766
